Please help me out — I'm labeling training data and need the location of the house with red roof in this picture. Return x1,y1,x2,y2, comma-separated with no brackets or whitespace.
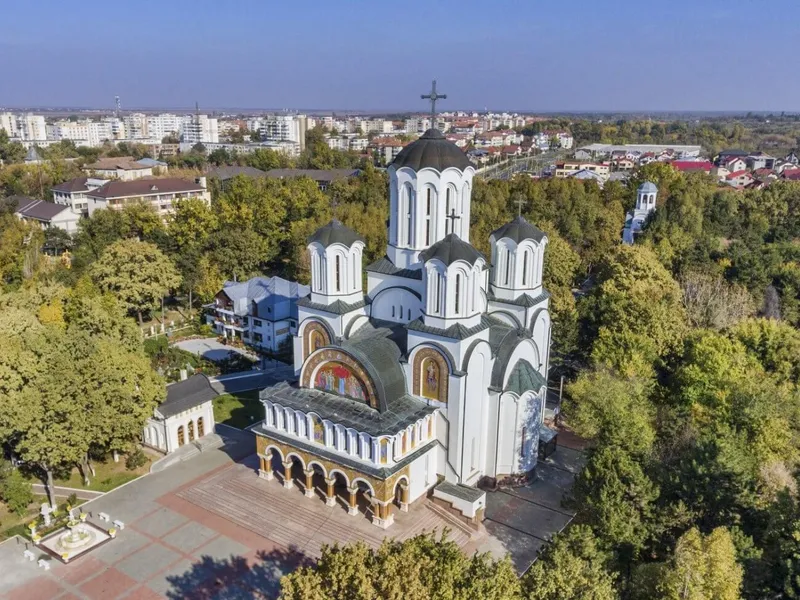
725,170,754,188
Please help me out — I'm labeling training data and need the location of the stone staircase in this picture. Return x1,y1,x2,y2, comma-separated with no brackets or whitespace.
425,501,484,542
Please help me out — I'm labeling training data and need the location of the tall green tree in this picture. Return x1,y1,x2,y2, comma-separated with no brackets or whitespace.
90,239,181,324
280,532,521,600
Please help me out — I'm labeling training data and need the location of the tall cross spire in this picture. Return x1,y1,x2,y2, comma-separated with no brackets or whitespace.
514,196,526,217
445,208,461,236
421,80,447,122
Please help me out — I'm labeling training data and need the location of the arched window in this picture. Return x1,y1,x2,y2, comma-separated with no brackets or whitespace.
425,188,432,245
445,188,451,234
504,248,511,285
188,421,195,442
197,417,204,437
352,250,358,289
392,306,396,318
454,274,461,314
177,425,185,447
435,274,442,314
522,250,529,286
335,255,341,292
404,184,414,245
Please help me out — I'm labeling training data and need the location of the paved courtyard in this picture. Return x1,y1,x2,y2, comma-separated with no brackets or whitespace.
0,429,582,598
173,338,258,363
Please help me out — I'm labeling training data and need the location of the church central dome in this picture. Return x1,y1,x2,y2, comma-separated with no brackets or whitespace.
391,129,472,172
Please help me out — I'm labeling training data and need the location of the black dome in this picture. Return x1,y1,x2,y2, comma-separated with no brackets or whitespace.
308,219,364,248
419,233,485,267
391,129,472,172
490,216,547,244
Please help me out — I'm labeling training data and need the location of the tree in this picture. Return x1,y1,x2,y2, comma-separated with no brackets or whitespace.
0,463,33,515
681,271,755,330
90,239,181,324
523,525,618,600
657,527,743,600
169,197,219,251
194,254,224,303
279,532,522,600
730,317,800,385
0,130,26,164
573,446,659,556
582,245,688,378
565,370,655,457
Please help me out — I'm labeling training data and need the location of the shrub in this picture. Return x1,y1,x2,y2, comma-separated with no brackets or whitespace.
66,492,78,507
125,449,148,471
1,469,34,516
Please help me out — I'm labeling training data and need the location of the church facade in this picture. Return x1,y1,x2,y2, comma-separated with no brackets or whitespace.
253,128,554,528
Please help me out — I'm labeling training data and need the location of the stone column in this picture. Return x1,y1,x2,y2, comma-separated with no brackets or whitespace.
324,477,337,507
258,456,274,481
282,460,295,489
304,469,315,498
399,482,410,512
347,487,359,516
371,500,394,529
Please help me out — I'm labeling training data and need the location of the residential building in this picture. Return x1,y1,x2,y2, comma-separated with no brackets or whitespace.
182,114,219,144
259,115,309,151
370,137,406,165
0,112,47,141
143,374,217,454
52,176,109,215
11,196,81,233
263,168,360,191
722,156,747,173
715,148,749,166
210,276,310,353
580,143,702,159
555,161,610,179
122,113,149,139
83,157,153,181
147,113,182,141
725,170,755,188
405,117,431,134
746,152,776,171
85,177,211,217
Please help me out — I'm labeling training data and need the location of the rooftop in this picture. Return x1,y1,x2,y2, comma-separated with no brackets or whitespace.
391,129,473,172
87,178,205,199
84,156,151,171
157,374,218,419
263,168,359,183
308,219,365,249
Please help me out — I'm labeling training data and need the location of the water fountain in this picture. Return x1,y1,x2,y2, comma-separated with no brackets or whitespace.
40,517,111,563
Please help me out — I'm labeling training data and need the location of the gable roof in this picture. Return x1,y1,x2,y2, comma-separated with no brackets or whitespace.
15,199,71,221
157,374,218,419
87,178,204,199
84,157,151,171
263,168,359,183
52,176,90,193
207,165,267,181
671,160,713,172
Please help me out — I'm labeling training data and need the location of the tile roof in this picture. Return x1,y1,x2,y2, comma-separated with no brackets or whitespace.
263,168,359,182
207,165,267,180
365,256,423,280
87,178,204,199
157,374,218,419
15,199,71,221
85,157,151,171
257,381,435,437
52,176,90,193
671,160,713,172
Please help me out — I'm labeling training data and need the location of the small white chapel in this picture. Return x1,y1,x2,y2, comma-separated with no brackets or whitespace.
253,90,556,528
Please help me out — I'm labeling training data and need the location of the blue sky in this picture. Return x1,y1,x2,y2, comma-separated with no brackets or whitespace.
1,0,798,112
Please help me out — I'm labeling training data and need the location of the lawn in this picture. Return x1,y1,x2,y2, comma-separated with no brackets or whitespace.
0,495,84,541
213,390,263,429
50,450,156,493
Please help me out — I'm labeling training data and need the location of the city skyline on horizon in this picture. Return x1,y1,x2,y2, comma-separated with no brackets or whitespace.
3,0,799,113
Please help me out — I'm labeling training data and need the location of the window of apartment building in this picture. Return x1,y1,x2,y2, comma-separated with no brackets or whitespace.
289,320,296,327
267,307,271,313
253,333,263,343
242,316,248,326
253,319,262,327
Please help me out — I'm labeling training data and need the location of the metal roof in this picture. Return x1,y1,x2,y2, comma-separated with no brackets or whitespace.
391,129,473,172
157,374,218,419
419,233,485,267
307,219,365,248
490,216,547,244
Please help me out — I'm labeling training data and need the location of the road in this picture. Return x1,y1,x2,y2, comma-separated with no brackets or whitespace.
31,483,104,500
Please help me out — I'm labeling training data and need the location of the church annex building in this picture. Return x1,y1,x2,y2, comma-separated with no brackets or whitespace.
253,126,556,529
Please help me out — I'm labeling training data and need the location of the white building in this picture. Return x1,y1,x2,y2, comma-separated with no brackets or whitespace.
623,181,657,244
85,177,211,218
253,128,555,529
147,113,182,141
83,156,153,181
182,114,219,144
143,374,217,454
12,196,81,233
259,115,309,151
0,113,47,142
52,176,109,215
211,276,310,353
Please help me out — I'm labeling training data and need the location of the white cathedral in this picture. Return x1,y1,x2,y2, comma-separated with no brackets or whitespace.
254,127,555,528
